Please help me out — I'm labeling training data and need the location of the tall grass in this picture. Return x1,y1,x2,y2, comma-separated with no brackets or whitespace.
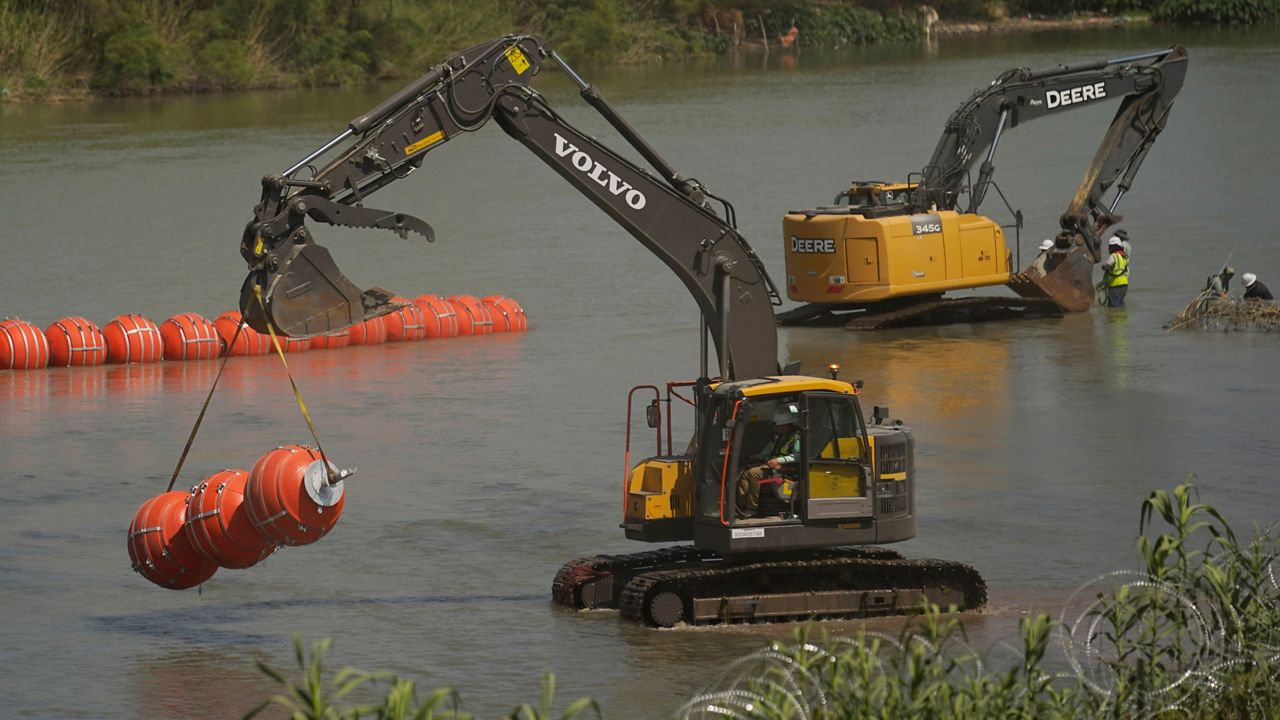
681,479,1280,718
250,480,1277,719
247,636,599,720
0,1,84,97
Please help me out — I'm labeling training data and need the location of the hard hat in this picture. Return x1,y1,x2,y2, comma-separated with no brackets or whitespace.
773,404,798,425
1108,237,1123,247
1039,239,1054,251
1224,266,1236,276
1243,272,1257,287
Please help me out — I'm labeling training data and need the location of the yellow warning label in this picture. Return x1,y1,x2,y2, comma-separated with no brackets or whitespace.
505,46,530,75
404,130,445,156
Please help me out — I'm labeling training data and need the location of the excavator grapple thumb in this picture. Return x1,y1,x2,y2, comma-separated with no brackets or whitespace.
1007,244,1096,313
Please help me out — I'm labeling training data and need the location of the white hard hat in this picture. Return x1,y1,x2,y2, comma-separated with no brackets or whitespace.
773,404,798,425
1108,236,1123,247
1243,272,1257,287
1039,239,1054,251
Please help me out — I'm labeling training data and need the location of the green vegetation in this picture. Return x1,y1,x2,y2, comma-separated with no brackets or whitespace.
2,0,1275,100
0,0,920,100
682,480,1280,718
252,480,1279,718
1010,0,1279,25
246,636,599,719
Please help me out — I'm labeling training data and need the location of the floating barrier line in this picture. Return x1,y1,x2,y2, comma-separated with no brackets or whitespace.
253,285,334,484
165,318,246,492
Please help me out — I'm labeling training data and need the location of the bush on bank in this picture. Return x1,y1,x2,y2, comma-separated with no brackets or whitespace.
250,480,1279,718
3,0,1276,100
1009,0,1279,24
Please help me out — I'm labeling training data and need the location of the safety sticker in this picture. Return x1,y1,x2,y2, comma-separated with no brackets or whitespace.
505,46,530,75
404,130,445,156
731,528,766,539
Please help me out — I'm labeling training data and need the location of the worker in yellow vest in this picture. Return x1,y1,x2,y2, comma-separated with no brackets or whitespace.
1100,236,1130,308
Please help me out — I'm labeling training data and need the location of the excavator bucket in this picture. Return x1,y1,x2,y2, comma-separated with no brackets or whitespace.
1006,244,1097,313
240,240,399,338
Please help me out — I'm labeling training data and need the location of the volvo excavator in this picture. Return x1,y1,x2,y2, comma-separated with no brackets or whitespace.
779,46,1188,329
237,35,985,628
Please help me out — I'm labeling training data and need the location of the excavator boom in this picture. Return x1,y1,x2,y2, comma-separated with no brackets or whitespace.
915,47,1188,311
240,35,779,380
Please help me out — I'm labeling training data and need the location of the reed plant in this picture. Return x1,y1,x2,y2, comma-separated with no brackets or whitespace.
681,479,1280,718
251,480,1276,718
246,635,599,720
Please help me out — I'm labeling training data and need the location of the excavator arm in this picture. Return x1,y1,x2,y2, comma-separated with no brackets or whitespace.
913,47,1188,311
239,35,780,380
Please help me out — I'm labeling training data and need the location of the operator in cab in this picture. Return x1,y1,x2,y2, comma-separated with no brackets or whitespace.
736,405,801,519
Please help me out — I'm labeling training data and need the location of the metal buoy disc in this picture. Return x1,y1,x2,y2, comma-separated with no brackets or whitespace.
304,460,344,507
647,591,685,628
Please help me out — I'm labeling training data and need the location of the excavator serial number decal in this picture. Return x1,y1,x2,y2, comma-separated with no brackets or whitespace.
404,130,446,156
504,46,531,75
553,133,648,210
731,528,766,539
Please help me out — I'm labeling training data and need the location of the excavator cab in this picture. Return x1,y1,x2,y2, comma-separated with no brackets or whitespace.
623,376,916,555
835,181,917,214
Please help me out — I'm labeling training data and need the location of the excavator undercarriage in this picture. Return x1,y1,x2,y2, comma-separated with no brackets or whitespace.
777,295,1063,330
553,546,986,628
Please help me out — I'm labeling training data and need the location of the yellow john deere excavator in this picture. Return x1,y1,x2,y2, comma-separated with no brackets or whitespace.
779,46,1188,329
238,35,985,628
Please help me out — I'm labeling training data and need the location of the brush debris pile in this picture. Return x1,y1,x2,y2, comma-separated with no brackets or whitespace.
1166,293,1280,332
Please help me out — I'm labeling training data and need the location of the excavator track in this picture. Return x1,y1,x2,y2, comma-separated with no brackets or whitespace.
776,296,1061,331
553,545,983,628
619,553,986,628
552,545,715,611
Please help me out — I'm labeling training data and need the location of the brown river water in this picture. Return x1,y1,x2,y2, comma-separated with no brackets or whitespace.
1,25,1278,718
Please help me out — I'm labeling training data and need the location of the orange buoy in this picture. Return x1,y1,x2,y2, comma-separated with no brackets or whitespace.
214,311,271,356
413,295,459,339
103,314,163,364
385,297,428,342
481,296,529,332
447,295,494,336
279,335,310,353
160,312,221,361
245,445,346,547
1,318,51,369
185,469,276,569
310,329,351,350
348,315,387,345
127,490,219,589
45,316,108,367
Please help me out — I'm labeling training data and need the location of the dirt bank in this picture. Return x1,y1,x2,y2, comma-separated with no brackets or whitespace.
935,14,1146,36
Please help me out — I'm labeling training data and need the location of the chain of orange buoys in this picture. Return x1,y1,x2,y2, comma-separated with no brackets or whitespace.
124,289,352,591
1,293,526,590
120,291,507,590
0,293,528,370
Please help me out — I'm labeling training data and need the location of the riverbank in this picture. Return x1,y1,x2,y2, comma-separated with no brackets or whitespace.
0,0,1143,105
935,13,1147,35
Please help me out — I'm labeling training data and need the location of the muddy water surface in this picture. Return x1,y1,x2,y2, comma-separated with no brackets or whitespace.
2,26,1279,718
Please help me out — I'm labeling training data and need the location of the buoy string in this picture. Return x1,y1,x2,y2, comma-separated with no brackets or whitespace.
166,318,246,492
252,286,335,484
